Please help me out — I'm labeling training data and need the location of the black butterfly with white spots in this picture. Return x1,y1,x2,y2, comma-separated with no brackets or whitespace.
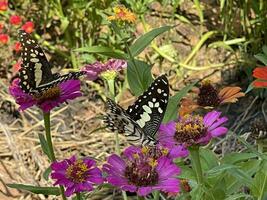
18,30,85,96
103,75,169,146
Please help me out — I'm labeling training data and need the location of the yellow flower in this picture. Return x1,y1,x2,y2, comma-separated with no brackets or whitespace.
108,5,136,23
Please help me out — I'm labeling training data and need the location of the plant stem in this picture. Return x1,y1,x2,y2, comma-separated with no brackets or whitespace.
76,192,82,200
153,191,160,200
189,146,204,184
137,196,145,200
43,112,67,200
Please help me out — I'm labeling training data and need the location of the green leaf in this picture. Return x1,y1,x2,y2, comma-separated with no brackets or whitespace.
75,46,128,59
262,45,267,56
245,82,254,94
254,53,267,65
127,60,153,96
199,148,219,170
221,152,258,164
43,167,52,181
206,164,238,177
224,194,253,200
129,26,173,57
162,81,197,123
251,160,267,199
38,134,51,160
7,184,60,196
228,168,253,186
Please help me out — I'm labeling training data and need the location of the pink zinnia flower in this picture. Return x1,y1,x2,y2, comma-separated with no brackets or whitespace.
21,21,34,33
9,78,82,112
252,66,267,88
9,15,21,25
0,33,9,44
103,145,181,196
159,111,228,147
51,156,103,197
82,59,126,81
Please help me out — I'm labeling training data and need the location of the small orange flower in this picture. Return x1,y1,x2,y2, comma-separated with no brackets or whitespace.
252,66,267,87
0,0,8,11
21,21,34,33
0,33,9,44
12,60,22,74
179,81,245,115
13,41,21,52
108,5,136,23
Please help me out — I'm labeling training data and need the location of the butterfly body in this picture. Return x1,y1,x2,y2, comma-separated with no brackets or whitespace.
18,30,85,96
104,75,169,146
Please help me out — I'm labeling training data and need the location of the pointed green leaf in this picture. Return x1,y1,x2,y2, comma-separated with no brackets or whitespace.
254,53,267,65
221,152,258,164
129,26,173,57
224,194,253,200
43,166,52,181
162,81,197,123
38,134,51,160
127,60,153,96
7,184,60,195
75,46,128,59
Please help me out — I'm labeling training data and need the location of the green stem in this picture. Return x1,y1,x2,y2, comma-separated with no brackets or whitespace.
43,112,67,200
189,146,204,184
153,191,160,200
137,196,145,200
76,192,82,200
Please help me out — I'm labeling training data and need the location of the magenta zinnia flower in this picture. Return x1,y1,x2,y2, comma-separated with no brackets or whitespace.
9,78,82,112
82,59,127,81
51,156,103,197
159,111,228,147
103,146,181,196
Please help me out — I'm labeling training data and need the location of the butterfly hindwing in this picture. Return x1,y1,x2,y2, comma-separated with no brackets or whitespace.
104,98,156,146
126,75,169,137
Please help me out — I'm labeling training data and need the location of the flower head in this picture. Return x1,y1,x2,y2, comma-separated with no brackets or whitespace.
103,146,181,196
0,0,8,11
82,59,127,81
9,78,82,112
0,33,9,44
51,156,103,197
159,111,228,147
9,15,21,25
21,21,34,33
13,41,21,53
253,66,267,87
179,81,244,115
108,5,136,23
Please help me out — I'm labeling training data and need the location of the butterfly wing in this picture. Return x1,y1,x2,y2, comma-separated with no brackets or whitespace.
126,75,169,137
103,98,156,146
18,30,55,93
18,30,85,94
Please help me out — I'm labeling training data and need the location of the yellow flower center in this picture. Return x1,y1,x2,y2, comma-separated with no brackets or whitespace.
66,159,89,183
34,86,61,102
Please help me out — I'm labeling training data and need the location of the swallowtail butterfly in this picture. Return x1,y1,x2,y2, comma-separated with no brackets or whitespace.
103,75,169,146
18,30,85,95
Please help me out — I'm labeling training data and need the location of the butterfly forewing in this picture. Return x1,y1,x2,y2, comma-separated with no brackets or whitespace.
126,75,169,137
18,30,85,95
18,30,54,92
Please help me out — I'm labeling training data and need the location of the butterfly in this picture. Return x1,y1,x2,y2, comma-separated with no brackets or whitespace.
103,75,169,146
18,30,85,96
